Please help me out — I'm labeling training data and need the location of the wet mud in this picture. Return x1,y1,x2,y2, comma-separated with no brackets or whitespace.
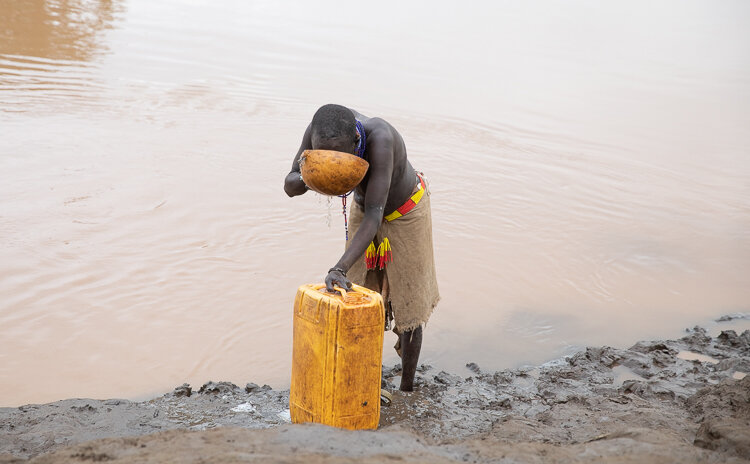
1,324,749,463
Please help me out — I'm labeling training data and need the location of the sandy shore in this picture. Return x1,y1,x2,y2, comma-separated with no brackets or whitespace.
1,323,749,463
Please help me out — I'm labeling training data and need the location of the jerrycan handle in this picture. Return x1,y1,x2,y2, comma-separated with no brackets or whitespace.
314,284,348,300
332,286,348,300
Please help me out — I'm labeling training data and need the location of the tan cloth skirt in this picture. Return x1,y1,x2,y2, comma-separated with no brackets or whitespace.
346,178,440,332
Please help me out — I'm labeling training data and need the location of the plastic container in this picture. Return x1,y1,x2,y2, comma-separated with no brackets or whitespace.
290,283,384,430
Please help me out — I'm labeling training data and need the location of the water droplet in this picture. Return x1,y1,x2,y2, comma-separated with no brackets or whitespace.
325,196,333,228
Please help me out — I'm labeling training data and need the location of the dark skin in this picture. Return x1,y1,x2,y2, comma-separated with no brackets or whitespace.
284,107,423,391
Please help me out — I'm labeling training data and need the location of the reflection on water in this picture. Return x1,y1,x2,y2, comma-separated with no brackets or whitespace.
0,0,123,111
0,0,120,60
1,0,749,406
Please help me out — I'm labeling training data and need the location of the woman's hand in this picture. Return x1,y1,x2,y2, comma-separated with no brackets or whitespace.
325,267,352,293
284,171,309,197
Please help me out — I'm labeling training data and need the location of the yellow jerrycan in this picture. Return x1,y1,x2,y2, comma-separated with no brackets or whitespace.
290,283,384,430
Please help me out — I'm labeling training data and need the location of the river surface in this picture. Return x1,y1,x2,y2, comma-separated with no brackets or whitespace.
1,0,749,407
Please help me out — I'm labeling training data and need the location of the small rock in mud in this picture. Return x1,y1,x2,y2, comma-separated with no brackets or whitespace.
382,364,401,378
717,330,750,352
621,379,676,400
70,404,96,413
492,371,514,384
465,362,481,374
716,313,750,322
103,399,125,406
651,350,676,367
244,383,260,393
417,363,432,373
489,396,512,409
682,326,712,347
198,381,239,395
629,341,676,355
433,371,460,386
173,384,191,397
620,354,654,379
715,357,750,373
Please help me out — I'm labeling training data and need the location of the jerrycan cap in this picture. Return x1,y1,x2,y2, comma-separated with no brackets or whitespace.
314,284,372,305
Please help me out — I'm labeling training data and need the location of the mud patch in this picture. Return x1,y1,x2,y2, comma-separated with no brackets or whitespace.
2,327,750,463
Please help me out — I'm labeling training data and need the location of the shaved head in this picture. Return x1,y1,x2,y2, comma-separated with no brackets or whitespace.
310,104,358,153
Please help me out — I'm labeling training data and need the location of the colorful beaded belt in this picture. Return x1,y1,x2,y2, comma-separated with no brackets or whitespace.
384,174,426,222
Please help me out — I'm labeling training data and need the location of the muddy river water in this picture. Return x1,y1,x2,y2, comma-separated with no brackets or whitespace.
1,0,749,407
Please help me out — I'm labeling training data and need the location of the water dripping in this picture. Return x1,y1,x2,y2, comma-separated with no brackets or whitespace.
325,195,333,228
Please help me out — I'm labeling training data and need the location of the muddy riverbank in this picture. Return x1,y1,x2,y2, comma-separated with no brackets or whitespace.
1,323,749,463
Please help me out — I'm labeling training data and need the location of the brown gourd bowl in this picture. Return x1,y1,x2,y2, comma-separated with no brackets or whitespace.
299,149,369,196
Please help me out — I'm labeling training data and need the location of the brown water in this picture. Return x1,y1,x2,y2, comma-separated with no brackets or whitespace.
1,0,749,407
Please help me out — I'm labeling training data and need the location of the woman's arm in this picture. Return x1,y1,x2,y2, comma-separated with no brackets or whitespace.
325,126,394,291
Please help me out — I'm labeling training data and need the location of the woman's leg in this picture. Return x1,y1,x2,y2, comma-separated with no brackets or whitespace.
398,326,423,391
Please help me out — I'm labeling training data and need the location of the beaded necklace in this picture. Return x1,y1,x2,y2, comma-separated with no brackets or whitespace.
341,120,366,241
